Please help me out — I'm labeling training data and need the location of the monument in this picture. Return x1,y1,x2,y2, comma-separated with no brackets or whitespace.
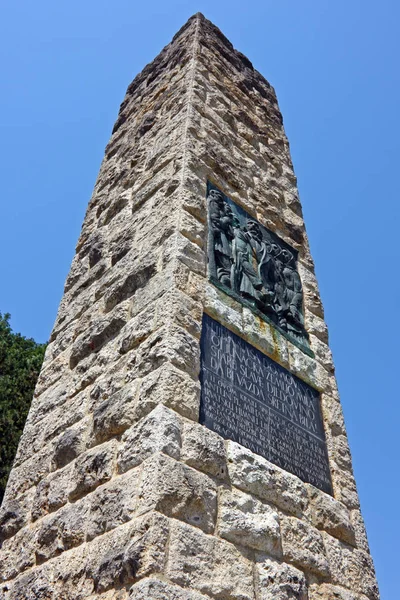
0,14,379,600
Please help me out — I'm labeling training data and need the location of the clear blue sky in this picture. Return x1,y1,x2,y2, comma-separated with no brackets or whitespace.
1,1,398,596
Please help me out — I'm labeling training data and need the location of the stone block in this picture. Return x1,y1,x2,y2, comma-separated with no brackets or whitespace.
281,515,330,578
70,313,127,368
92,380,141,444
0,525,36,581
35,498,89,564
3,564,55,600
323,533,379,600
138,363,200,420
256,557,308,600
309,583,369,600
350,509,371,554
136,325,200,380
166,520,255,600
69,440,117,501
87,468,140,540
218,487,281,555
3,446,52,501
137,453,217,533
89,513,169,593
51,543,93,599
226,441,309,517
181,420,227,479
204,284,243,336
331,469,360,510
51,418,90,470
305,484,355,546
129,578,210,599
118,405,181,473
32,463,73,520
0,488,34,542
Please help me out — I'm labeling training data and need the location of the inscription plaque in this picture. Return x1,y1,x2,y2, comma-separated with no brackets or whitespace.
200,314,333,494
207,181,312,355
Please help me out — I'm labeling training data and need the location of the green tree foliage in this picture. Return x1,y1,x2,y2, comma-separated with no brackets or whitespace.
0,313,46,503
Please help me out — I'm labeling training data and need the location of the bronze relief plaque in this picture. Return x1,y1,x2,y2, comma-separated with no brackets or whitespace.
207,182,311,354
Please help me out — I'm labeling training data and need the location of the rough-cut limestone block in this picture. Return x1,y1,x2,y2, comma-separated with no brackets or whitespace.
51,543,93,599
309,583,370,600
305,485,355,546
281,515,330,578
88,592,128,600
322,533,379,600
204,284,243,336
350,509,371,554
88,513,169,593
330,468,360,511
0,488,34,542
68,440,118,501
320,395,346,437
35,497,90,564
137,454,217,533
32,462,73,520
256,557,308,600
155,289,203,340
242,308,276,362
86,468,140,541
41,390,88,444
331,435,353,471
51,417,90,470
1,562,55,600
181,420,227,479
118,405,181,473
226,441,309,517
166,520,255,600
129,578,211,599
92,380,141,444
218,487,281,555
138,363,200,420
3,446,52,502
118,303,157,355
69,311,128,369
136,325,200,380
0,525,36,581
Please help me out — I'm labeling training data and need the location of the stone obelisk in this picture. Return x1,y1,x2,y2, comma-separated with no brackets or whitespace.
0,14,379,600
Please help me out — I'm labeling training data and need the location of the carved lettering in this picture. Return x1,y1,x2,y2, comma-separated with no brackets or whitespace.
200,314,333,494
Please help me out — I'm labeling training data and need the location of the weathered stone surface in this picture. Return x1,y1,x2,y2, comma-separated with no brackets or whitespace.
218,487,281,555
309,583,369,600
306,485,355,546
129,578,210,599
89,513,169,592
0,489,34,542
68,440,117,501
87,468,140,541
226,441,309,517
118,405,181,473
256,557,308,600
32,463,73,520
181,421,227,479
137,363,200,421
322,533,379,600
51,418,90,470
166,520,255,600
92,380,141,443
281,516,330,578
35,499,89,563
0,525,36,581
137,454,217,533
